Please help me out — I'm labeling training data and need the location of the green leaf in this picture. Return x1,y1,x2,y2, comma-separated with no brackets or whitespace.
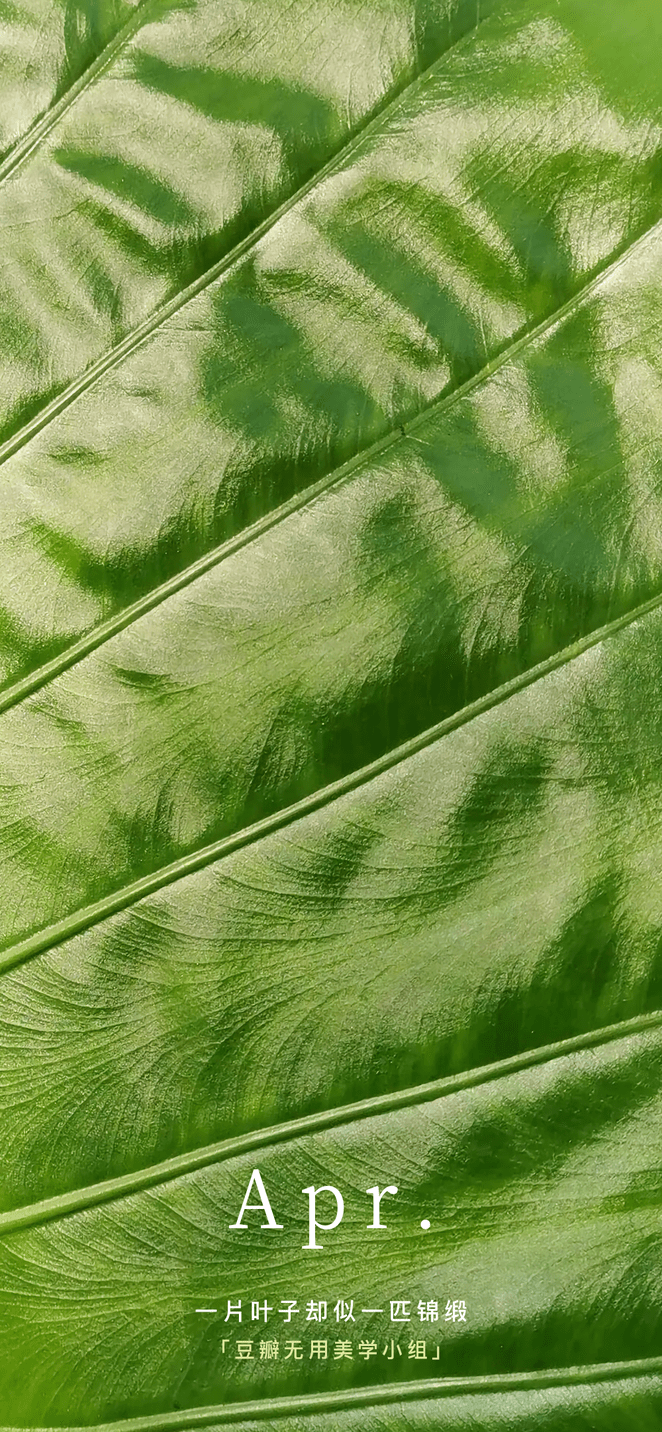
1,0,662,1426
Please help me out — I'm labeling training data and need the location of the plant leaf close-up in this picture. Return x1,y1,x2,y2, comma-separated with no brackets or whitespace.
2,0,662,1426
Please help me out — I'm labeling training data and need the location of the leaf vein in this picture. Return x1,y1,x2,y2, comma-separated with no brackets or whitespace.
0,580,660,981
0,0,160,186
0,208,660,716
0,1005,660,1235
2,1358,662,1431
0,7,486,467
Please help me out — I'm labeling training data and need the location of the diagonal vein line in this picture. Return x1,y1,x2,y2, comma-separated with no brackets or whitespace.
2,1363,662,1432
0,577,661,981
0,440,396,717
1,205,661,720
0,1005,660,1234
0,7,486,468
1,11,660,1412
0,0,161,186
32,1358,662,1432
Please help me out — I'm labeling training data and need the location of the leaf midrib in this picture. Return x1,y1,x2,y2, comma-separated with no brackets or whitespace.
4,1357,662,1432
1,1005,660,1236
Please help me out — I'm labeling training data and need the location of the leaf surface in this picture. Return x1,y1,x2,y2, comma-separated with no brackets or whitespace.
1,0,662,1428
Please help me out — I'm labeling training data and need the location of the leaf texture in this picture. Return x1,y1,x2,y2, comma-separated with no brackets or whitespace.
1,0,662,1427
